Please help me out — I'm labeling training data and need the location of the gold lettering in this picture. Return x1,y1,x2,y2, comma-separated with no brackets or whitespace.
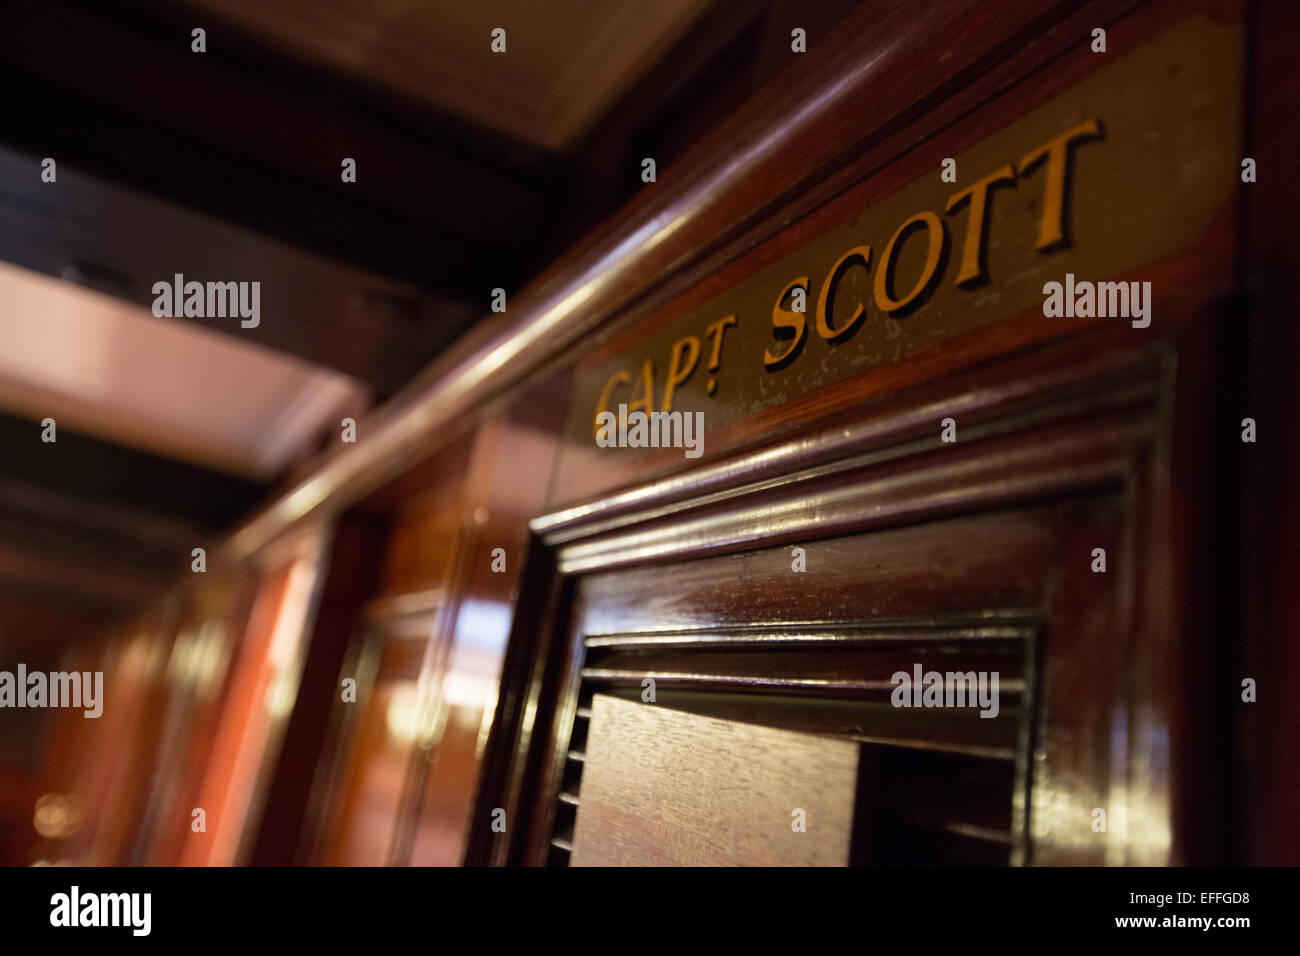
944,164,1016,285
815,245,871,342
628,357,656,415
703,314,737,371
593,369,631,437
874,212,946,315
662,335,700,412
763,277,809,371
1019,118,1103,250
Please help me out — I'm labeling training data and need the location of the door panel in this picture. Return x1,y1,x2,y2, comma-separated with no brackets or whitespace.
471,333,1221,867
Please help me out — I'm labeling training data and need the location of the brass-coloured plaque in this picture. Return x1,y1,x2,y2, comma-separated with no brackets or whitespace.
570,695,858,866
563,16,1241,454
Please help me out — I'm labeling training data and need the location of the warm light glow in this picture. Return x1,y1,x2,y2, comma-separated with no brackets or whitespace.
33,794,82,840
385,686,423,743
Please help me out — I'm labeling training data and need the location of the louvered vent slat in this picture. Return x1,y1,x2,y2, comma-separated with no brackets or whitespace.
547,620,1034,866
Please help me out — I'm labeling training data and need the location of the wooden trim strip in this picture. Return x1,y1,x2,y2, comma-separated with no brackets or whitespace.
578,670,1028,696
557,413,1150,573
538,341,1163,543
584,625,1037,648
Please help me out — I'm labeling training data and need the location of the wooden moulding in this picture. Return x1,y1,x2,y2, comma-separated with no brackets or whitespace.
466,327,1191,865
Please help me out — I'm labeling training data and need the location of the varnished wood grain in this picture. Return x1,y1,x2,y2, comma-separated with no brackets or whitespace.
30,0,1274,871
248,514,386,865
571,695,858,866
473,305,1172,867
547,0,1240,504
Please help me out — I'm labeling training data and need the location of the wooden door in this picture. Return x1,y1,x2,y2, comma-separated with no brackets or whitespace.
472,328,1232,866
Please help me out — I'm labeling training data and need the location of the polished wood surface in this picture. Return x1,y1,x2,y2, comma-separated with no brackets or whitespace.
469,319,1209,866
549,0,1240,503
311,617,431,866
572,695,858,866
558,12,1239,493
249,514,386,865
456,0,1264,867
21,0,1291,869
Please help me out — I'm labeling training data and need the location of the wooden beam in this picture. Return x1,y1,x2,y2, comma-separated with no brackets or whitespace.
0,0,559,295
0,144,477,394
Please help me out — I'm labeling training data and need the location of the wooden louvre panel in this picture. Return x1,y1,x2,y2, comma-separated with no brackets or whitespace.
539,497,1106,866
479,335,1174,869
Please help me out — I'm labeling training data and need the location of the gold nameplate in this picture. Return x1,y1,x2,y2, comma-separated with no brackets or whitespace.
570,695,858,866
565,16,1241,452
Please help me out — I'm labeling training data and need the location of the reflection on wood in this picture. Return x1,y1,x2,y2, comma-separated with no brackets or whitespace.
571,695,857,866
318,631,427,866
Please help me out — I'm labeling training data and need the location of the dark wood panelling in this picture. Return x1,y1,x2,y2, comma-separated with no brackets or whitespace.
471,321,1209,866
547,0,1235,503
1238,0,1300,865
33,0,1273,870
537,337,1162,543
572,509,1060,629
533,498,1120,867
